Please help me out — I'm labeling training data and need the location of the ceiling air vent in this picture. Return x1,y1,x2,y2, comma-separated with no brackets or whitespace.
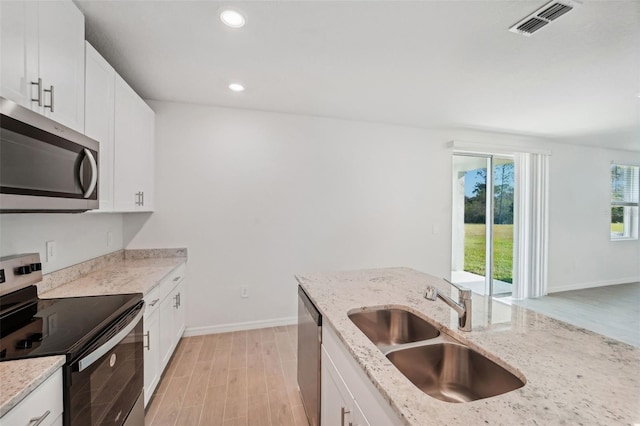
509,0,581,36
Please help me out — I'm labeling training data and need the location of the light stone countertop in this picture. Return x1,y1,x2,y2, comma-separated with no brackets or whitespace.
296,267,640,426
40,257,186,298
0,356,65,417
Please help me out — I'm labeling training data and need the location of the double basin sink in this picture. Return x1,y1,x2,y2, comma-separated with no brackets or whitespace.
348,308,525,403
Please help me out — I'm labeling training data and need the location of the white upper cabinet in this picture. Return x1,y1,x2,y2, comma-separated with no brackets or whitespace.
84,42,115,211
0,1,38,108
85,45,155,213
113,75,155,212
0,0,85,133
37,1,85,132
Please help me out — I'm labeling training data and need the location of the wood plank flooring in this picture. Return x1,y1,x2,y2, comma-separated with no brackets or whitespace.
145,325,310,426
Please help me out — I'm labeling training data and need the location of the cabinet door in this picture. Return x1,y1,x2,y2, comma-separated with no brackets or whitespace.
321,348,354,426
84,42,115,211
138,101,155,211
0,369,63,426
158,290,177,372
143,308,160,407
173,279,186,343
37,0,85,132
113,75,155,212
0,1,38,108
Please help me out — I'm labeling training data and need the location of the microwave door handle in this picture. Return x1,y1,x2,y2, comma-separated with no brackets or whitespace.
81,149,98,198
77,305,144,372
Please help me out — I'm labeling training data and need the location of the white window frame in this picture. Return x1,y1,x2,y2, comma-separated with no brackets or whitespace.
610,163,639,241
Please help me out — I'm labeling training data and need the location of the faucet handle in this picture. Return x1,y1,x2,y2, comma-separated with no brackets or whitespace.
443,279,472,300
424,286,438,301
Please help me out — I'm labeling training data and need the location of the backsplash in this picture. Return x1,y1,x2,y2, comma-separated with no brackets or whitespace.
37,248,187,294
125,248,187,260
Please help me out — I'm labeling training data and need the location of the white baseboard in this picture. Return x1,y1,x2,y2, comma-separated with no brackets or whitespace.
183,316,298,337
548,277,640,294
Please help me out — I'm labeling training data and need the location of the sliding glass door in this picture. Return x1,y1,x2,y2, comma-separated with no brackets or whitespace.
451,154,515,297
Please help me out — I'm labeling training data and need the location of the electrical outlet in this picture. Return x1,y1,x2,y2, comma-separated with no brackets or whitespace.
46,241,56,262
240,285,249,298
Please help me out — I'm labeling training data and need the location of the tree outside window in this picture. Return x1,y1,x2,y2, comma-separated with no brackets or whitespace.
611,164,639,240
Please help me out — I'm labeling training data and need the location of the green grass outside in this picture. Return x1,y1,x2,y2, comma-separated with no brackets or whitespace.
611,222,623,233
464,224,513,283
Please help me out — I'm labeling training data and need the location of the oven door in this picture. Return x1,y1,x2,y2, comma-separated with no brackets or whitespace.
66,302,144,426
0,97,99,212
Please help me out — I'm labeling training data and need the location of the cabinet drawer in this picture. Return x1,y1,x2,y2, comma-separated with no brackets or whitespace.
144,285,162,317
159,263,186,301
1,368,63,426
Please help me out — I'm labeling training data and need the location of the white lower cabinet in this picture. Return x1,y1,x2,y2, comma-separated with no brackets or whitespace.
322,348,370,426
143,286,161,408
321,324,402,426
0,368,63,426
143,263,186,407
159,277,186,372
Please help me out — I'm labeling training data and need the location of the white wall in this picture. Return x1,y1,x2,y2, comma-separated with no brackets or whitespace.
0,213,124,274
546,144,640,292
122,100,639,333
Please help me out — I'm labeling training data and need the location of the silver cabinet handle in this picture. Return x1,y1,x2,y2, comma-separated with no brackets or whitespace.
173,276,181,282
177,292,181,307
31,78,43,106
148,298,160,307
80,149,98,198
29,410,50,426
144,331,151,350
44,85,54,112
173,294,179,309
135,191,144,206
340,407,350,426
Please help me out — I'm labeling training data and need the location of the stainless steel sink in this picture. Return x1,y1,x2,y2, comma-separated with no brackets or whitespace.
386,343,525,402
348,308,440,347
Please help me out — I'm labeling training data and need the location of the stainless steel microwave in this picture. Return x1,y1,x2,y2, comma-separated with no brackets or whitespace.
0,97,99,213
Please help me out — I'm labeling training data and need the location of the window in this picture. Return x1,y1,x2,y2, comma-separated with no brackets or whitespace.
611,164,639,240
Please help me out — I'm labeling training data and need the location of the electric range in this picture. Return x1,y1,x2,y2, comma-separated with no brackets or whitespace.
0,253,145,426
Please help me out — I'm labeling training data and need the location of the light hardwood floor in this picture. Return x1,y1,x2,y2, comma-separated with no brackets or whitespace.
145,325,310,426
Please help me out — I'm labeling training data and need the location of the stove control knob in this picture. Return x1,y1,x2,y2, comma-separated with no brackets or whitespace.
16,339,32,349
30,263,42,272
15,265,32,275
29,333,44,342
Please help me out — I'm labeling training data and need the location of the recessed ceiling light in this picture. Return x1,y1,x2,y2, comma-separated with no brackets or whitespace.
220,9,246,28
228,83,245,92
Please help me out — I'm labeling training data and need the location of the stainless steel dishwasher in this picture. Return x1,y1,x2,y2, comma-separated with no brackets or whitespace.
297,285,322,426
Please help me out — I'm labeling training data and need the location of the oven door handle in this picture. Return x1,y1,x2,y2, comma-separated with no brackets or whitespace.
77,305,145,372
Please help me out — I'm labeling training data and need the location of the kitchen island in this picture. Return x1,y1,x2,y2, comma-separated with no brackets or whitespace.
296,267,640,425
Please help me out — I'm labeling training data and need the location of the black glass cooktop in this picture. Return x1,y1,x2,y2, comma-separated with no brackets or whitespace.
0,287,142,362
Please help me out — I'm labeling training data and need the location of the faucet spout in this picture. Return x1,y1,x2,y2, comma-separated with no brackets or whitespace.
424,280,472,332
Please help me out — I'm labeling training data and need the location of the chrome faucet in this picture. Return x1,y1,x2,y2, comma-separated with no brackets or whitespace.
424,279,472,332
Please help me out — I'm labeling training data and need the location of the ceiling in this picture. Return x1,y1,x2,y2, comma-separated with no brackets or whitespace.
75,1,640,151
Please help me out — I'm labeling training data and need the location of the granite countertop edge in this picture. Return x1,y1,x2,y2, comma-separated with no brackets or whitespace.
295,266,640,426
0,356,66,418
